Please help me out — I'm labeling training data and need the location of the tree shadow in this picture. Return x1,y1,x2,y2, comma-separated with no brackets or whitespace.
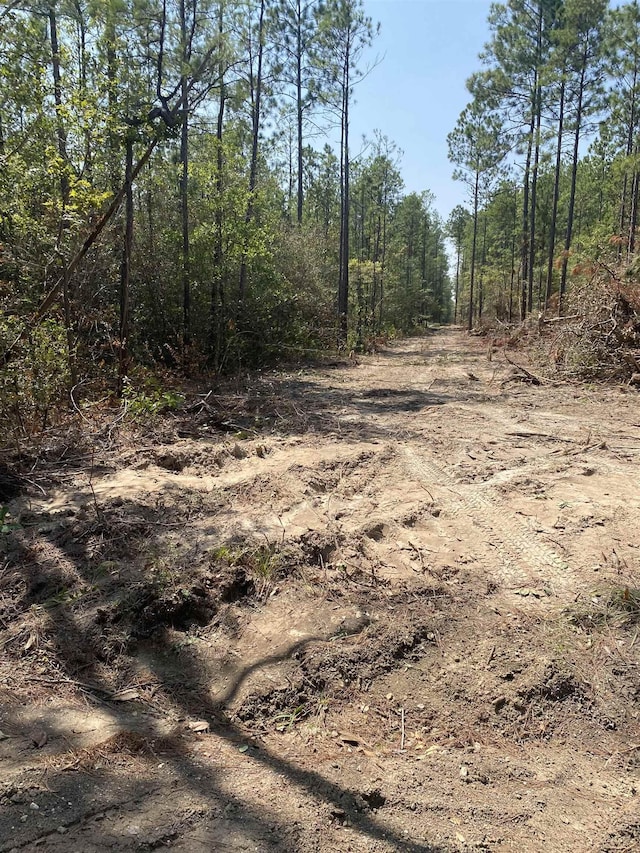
165,372,500,448
0,508,450,853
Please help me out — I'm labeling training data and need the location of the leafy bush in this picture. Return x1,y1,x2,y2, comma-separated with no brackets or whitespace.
121,375,184,420
0,315,71,440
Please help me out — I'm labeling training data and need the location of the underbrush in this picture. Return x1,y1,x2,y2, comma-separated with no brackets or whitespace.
536,262,640,381
567,582,640,632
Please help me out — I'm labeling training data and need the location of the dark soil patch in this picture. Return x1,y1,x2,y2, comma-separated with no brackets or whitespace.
110,565,255,638
0,463,21,502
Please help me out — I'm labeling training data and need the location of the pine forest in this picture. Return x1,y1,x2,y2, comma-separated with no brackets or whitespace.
2,1,640,430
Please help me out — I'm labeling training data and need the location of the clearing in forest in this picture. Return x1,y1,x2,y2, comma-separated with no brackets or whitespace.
1,328,639,852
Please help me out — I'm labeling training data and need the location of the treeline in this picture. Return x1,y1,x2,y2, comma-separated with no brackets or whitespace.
0,0,451,431
447,0,640,329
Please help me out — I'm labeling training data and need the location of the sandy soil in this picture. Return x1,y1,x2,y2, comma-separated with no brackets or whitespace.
1,328,639,852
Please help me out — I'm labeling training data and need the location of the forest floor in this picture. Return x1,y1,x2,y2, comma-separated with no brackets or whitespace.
1,328,640,853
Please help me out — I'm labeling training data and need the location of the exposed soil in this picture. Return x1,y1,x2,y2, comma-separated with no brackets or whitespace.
1,329,639,852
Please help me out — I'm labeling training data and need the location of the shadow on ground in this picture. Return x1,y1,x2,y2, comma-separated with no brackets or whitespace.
0,491,451,852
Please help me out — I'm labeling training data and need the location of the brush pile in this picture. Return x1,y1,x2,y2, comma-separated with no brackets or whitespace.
540,261,640,381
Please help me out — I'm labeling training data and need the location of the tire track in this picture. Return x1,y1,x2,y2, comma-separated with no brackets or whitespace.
401,446,576,597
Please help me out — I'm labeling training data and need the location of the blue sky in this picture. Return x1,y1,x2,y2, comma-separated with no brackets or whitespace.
350,0,495,222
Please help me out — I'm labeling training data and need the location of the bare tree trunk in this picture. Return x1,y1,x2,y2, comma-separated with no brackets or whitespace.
239,0,265,303
49,4,69,204
454,242,460,325
528,67,542,313
478,214,487,320
468,169,479,332
509,184,517,322
560,52,587,309
421,215,429,318
105,8,119,194
629,160,640,254
378,200,388,333
520,116,534,321
118,137,133,394
620,66,637,256
296,0,304,225
180,87,190,343
210,1,226,366
50,4,78,387
337,42,350,347
355,179,365,349
546,75,565,306
179,0,191,346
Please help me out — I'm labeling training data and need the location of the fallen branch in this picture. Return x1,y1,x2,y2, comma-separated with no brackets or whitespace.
503,351,543,385
539,314,580,324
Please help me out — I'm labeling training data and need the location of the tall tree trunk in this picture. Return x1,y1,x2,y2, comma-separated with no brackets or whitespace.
180,95,190,345
50,3,77,385
378,201,388,333
287,123,294,220
528,67,542,312
180,0,196,347
628,159,640,254
468,169,480,331
118,137,133,394
72,0,92,178
296,0,304,224
619,66,637,255
509,184,517,322
355,179,365,348
520,115,534,321
49,4,69,204
421,216,429,317
536,219,546,310
454,240,461,325
371,212,381,327
526,4,544,314
210,1,226,366
239,0,265,303
478,214,487,320
106,8,119,194
560,52,587,308
337,42,350,347
546,76,565,306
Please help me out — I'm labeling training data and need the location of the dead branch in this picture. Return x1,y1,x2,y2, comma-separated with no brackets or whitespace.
502,351,543,385
539,314,580,324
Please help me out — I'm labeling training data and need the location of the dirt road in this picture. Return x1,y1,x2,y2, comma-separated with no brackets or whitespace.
1,329,639,852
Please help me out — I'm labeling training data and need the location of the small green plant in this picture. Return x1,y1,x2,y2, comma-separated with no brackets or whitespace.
273,704,309,731
122,378,184,420
616,586,640,615
42,585,87,610
0,505,19,537
250,543,282,580
568,584,640,631
211,545,234,562
212,542,282,580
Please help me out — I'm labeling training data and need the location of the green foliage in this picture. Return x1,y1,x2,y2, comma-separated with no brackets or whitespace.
0,0,456,446
122,377,184,420
0,505,20,538
0,316,71,438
